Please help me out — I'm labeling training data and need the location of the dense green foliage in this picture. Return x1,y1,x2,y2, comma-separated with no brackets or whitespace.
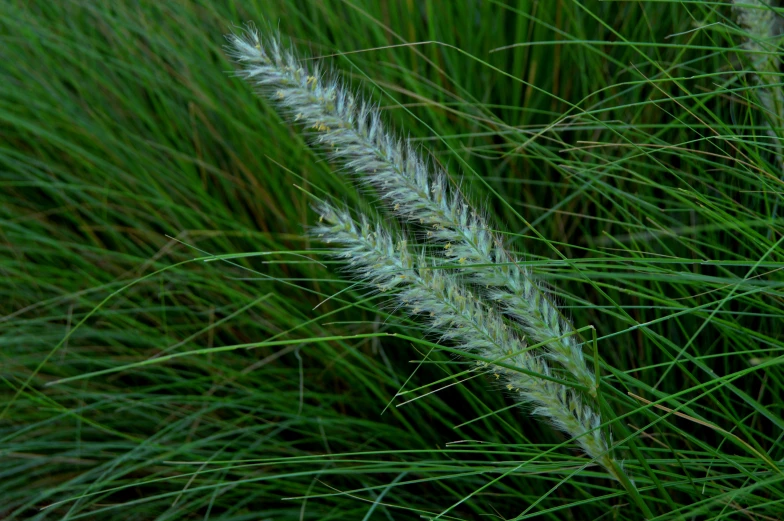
2,1,783,519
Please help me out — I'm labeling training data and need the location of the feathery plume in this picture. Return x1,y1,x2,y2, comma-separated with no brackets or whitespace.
225,24,598,396
733,0,784,226
734,0,782,111
312,201,622,479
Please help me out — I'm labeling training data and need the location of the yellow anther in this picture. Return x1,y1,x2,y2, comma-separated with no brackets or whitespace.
506,384,514,391
444,243,451,250
458,257,466,264
494,373,500,380
394,203,400,211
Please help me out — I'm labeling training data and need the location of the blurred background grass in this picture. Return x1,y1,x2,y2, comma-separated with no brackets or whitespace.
1,1,783,519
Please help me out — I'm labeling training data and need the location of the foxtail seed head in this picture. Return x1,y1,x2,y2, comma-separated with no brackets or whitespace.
226,25,598,397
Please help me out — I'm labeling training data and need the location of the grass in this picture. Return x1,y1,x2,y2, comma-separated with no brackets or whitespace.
1,1,783,519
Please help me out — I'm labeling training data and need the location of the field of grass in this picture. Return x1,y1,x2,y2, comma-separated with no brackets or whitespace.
2,1,783,519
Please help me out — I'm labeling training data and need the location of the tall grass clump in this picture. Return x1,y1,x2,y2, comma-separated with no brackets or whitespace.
2,2,783,520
